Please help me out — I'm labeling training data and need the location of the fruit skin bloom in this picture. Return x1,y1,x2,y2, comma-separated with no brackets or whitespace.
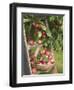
32,22,35,26
40,49,46,55
29,40,34,45
50,59,55,64
32,23,41,29
38,40,42,44
45,50,50,56
32,67,37,74
35,24,39,28
42,31,46,35
48,55,52,60
30,60,34,65
42,32,46,38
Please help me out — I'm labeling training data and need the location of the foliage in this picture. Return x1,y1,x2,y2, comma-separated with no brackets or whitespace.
23,14,63,51
23,14,63,74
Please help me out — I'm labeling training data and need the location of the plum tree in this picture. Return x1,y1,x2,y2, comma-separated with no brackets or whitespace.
23,14,63,74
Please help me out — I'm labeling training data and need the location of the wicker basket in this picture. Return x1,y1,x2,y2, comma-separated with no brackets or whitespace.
36,62,55,71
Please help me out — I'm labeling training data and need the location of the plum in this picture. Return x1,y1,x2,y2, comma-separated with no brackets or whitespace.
45,50,50,56
38,40,42,44
32,67,37,74
29,40,34,45
40,49,46,55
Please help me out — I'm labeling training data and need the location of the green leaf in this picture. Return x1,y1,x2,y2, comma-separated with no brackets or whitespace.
30,46,37,54
46,29,52,38
38,31,42,38
41,25,47,31
48,16,55,21
42,39,47,47
44,43,48,47
42,55,48,62
31,29,39,41
37,54,41,60
23,19,31,23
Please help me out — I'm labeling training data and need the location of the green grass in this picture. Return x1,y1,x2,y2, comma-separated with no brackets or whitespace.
54,50,63,73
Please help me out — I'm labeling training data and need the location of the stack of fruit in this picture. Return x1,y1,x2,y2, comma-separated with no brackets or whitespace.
27,22,55,74
29,47,55,74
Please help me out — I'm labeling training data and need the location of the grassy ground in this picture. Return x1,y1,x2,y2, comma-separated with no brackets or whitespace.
54,50,63,73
